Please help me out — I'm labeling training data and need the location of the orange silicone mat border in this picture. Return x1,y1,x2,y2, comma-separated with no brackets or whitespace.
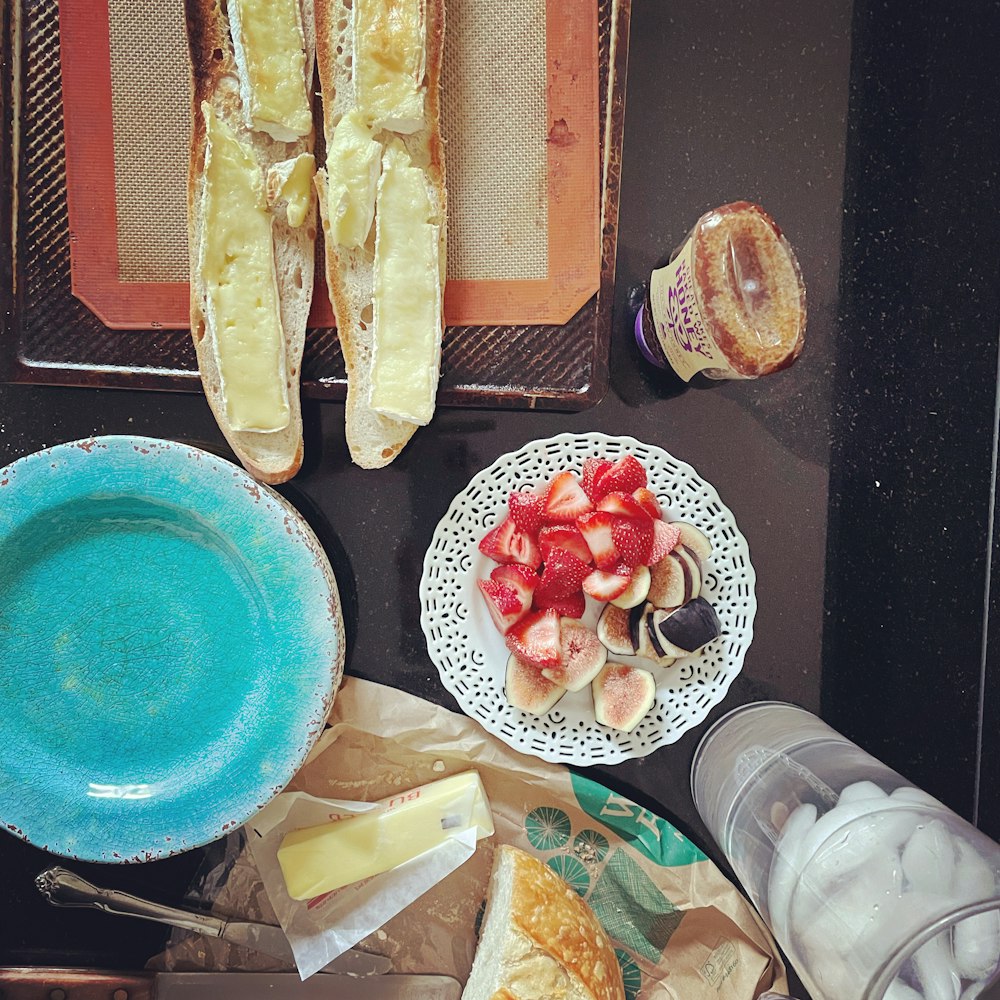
57,0,601,331
58,1,189,329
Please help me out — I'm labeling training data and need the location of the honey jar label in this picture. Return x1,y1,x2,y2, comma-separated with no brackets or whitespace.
648,239,739,382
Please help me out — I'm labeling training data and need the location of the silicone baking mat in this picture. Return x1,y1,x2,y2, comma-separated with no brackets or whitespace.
0,0,630,409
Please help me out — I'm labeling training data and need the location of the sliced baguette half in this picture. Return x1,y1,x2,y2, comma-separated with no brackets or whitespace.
314,0,447,469
462,845,625,1000
184,0,317,484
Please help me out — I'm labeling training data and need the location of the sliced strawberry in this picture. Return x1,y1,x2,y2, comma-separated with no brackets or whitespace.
505,609,562,670
597,491,653,523
477,579,524,635
632,487,663,520
595,455,647,498
478,517,542,570
507,490,544,536
577,510,621,570
542,471,594,524
582,568,632,601
538,546,591,597
538,524,593,565
612,516,654,567
491,563,538,608
533,587,586,619
581,457,613,502
648,519,682,564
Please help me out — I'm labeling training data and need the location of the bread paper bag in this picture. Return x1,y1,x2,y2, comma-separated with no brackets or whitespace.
156,678,787,999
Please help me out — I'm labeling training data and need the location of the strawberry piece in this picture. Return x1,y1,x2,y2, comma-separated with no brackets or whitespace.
612,516,654,567
507,490,544,536
648,519,682,564
582,568,632,602
597,491,653,523
505,609,562,670
632,487,663,520
533,587,587,619
538,524,593,565
581,457,613,502
477,579,525,635
542,471,594,524
595,455,647,498
577,510,621,570
538,546,591,597
491,563,538,606
478,517,542,570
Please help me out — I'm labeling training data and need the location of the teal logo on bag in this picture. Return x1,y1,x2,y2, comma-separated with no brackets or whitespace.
570,772,706,867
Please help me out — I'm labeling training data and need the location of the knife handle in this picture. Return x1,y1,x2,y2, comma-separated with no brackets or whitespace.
35,867,226,939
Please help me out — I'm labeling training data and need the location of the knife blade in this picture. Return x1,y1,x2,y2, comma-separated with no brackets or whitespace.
35,867,392,977
155,972,462,999
0,969,462,1000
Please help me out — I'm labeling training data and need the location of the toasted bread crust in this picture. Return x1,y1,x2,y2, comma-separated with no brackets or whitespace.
315,0,446,469
507,848,623,1000
463,846,625,1000
184,0,315,484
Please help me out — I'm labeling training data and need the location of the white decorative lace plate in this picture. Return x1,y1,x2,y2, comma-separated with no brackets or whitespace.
419,433,756,765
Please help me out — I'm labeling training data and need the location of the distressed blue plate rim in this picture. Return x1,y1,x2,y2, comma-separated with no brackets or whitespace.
0,436,344,862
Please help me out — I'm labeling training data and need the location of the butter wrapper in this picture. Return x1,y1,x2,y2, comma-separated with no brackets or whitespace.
247,772,493,978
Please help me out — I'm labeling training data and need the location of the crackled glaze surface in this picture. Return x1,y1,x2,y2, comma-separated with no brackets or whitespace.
0,437,344,862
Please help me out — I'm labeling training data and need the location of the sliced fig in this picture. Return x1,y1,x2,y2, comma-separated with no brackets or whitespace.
597,604,636,656
610,564,651,609
541,619,607,692
645,610,667,657
674,545,702,603
593,663,656,732
675,521,711,563
655,597,722,653
505,653,566,714
628,602,647,651
649,609,691,658
640,609,680,665
647,553,685,609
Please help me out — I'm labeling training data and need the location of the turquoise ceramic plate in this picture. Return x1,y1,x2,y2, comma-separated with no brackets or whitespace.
0,436,344,862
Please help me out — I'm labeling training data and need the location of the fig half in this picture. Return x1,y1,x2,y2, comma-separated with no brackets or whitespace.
541,619,607,692
593,663,656,732
655,597,722,654
505,653,566,714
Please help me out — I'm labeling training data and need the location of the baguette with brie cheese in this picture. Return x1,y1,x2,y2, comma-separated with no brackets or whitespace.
184,0,318,484
314,0,447,469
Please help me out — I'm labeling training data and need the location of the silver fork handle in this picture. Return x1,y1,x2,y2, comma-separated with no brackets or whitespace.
35,866,225,939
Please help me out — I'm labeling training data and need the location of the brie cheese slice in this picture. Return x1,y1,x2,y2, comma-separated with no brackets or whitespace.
325,110,382,247
369,140,442,426
354,0,426,134
199,104,290,433
229,0,312,141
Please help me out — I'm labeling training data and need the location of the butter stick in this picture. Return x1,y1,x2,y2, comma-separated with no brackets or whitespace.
277,770,494,900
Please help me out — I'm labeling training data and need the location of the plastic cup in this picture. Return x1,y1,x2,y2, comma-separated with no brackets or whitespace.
691,702,1000,1000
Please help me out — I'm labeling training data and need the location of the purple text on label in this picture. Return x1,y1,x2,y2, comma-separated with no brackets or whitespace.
664,259,712,358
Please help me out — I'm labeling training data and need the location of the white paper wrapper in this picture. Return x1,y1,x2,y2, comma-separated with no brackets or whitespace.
247,789,481,978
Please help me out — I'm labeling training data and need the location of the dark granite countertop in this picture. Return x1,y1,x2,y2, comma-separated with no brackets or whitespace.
2,0,999,996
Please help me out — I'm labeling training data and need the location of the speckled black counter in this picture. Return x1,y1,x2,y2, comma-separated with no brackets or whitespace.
2,1,999,996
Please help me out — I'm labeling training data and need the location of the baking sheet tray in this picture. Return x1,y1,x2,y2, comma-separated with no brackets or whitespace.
0,0,630,410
